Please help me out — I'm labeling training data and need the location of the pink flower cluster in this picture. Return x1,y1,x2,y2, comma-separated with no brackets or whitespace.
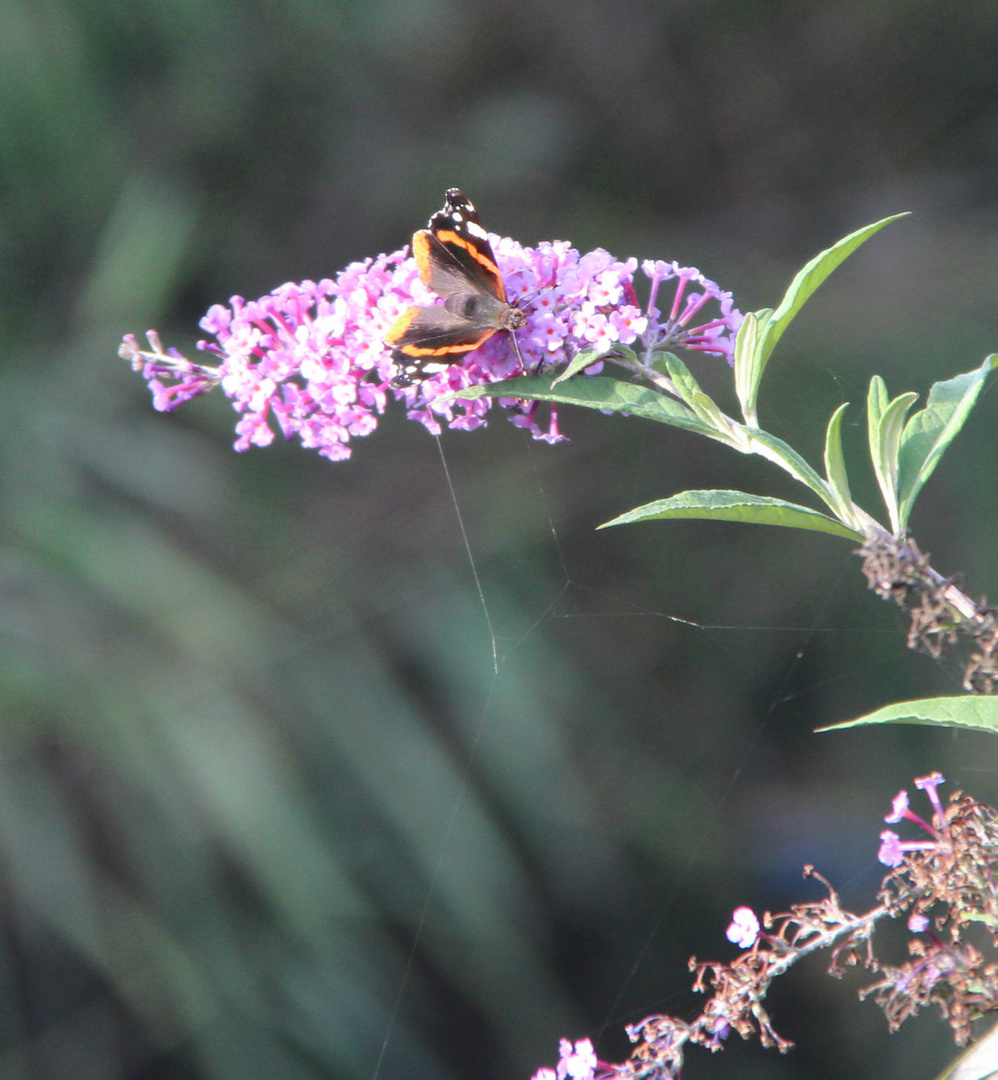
726,905,761,949
531,1038,602,1080
526,771,998,1080
122,231,742,461
878,771,946,868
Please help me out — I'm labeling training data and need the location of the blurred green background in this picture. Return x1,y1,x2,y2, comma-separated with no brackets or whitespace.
2,2,998,1078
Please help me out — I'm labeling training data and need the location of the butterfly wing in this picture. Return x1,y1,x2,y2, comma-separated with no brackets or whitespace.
384,189,522,386
424,191,508,303
385,303,498,356
409,229,503,309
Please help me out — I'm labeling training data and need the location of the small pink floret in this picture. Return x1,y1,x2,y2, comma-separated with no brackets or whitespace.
129,228,741,459
726,906,760,949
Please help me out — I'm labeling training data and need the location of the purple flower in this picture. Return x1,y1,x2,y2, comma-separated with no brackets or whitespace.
878,830,905,868
726,906,760,949
556,1039,598,1080
122,230,742,461
884,790,910,824
705,1012,731,1047
877,774,948,867
641,260,741,363
914,772,946,822
883,778,943,838
120,331,221,411
877,828,938,868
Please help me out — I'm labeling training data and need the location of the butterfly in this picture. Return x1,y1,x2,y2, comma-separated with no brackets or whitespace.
385,189,526,388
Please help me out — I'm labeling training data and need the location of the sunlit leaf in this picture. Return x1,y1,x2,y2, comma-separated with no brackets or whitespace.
823,402,854,524
456,375,718,436
550,348,607,387
897,354,998,531
733,310,765,425
742,428,839,512
818,696,998,733
753,214,909,395
934,1020,998,1080
598,489,863,539
665,355,732,434
868,377,918,535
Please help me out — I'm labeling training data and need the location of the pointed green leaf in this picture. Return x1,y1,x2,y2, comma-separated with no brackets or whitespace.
881,394,919,470
734,311,767,426
869,387,919,535
741,428,838,512
823,403,854,523
897,354,998,531
867,377,906,533
818,695,998,734
598,489,863,540
867,374,889,430
550,348,610,387
866,377,888,520
665,353,705,409
754,214,909,389
665,355,732,435
455,375,720,437
647,349,680,376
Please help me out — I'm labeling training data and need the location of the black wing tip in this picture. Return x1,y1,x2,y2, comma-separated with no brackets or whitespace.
443,188,475,214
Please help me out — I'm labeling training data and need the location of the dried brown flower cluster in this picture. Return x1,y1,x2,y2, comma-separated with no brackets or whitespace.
868,786,998,1044
858,533,998,692
596,776,998,1080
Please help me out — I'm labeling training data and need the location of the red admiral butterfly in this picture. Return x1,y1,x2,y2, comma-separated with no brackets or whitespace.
385,189,526,388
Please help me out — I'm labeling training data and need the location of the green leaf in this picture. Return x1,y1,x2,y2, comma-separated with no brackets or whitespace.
665,355,732,435
740,428,838,513
455,375,720,438
733,311,767,426
867,374,888,430
823,403,854,523
818,695,998,734
868,383,919,535
647,349,680,375
550,348,609,387
897,354,998,531
598,490,863,540
753,214,909,396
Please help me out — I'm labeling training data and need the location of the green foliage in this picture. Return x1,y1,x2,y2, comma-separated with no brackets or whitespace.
598,490,863,540
735,215,909,426
460,218,998,751
823,402,856,527
550,347,608,386
732,310,766,426
867,376,919,535
934,1025,998,1080
897,354,998,532
665,354,735,435
461,215,995,553
819,696,998,734
459,374,723,439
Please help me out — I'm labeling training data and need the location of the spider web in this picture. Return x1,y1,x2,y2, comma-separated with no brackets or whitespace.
365,418,955,1080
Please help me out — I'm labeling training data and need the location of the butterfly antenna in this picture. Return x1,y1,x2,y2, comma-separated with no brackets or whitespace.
510,328,525,369
516,284,546,309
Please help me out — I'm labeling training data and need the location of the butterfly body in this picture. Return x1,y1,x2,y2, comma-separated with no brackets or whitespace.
386,189,525,387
